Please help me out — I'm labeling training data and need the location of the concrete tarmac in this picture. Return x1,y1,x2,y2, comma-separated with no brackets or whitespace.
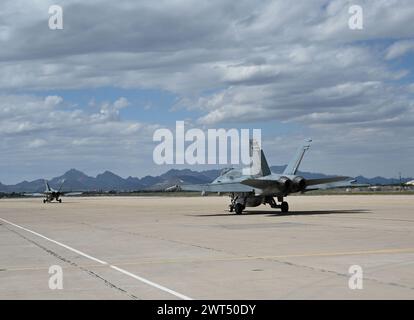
1,195,413,299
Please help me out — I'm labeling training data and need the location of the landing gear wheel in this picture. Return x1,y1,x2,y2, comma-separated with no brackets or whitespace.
281,201,289,213
229,205,234,212
43,199,46,204
58,199,62,203
234,203,244,215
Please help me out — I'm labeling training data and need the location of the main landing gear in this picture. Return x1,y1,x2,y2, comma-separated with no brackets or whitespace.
229,202,245,215
43,198,62,203
234,203,244,215
228,194,290,215
269,196,289,213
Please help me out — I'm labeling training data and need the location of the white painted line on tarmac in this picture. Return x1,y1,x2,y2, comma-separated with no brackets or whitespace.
0,217,192,300
110,265,192,300
0,217,108,265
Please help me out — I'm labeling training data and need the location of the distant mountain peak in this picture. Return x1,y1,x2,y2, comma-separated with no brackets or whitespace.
0,167,412,193
97,170,119,177
63,168,88,178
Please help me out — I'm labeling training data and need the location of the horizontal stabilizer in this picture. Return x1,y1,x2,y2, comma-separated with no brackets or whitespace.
241,179,281,189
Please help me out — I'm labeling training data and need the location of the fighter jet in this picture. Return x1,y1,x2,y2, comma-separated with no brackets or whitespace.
177,139,354,214
26,180,81,203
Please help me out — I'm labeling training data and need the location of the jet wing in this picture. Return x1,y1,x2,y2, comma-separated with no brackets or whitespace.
304,178,358,191
23,193,44,197
241,176,351,193
179,183,255,193
305,176,350,187
62,192,83,196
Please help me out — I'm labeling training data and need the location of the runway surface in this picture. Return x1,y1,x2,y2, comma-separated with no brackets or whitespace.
1,195,414,299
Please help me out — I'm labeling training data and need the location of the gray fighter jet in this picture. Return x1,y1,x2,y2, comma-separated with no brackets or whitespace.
26,180,81,203
177,139,354,214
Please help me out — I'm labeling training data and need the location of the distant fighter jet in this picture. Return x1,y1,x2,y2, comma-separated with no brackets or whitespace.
26,180,81,203
176,139,355,214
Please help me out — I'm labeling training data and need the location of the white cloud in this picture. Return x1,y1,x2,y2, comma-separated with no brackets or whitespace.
386,40,414,59
0,94,160,183
0,0,413,180
28,139,47,148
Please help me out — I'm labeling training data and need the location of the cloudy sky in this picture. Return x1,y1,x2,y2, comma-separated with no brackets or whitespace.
1,0,414,183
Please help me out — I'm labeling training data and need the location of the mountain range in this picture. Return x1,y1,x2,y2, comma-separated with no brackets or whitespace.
0,167,411,193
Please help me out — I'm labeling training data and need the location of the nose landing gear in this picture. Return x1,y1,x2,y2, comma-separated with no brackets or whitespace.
229,193,246,215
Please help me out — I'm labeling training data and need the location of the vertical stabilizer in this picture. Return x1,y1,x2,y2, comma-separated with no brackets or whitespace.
44,180,52,192
260,150,271,176
283,139,312,175
249,139,271,176
58,179,66,192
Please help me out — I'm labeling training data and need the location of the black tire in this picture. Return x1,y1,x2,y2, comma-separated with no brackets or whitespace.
58,199,62,203
234,203,243,215
43,199,46,204
229,205,234,212
281,201,289,213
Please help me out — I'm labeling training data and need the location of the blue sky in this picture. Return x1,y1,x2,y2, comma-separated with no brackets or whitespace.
0,0,413,184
